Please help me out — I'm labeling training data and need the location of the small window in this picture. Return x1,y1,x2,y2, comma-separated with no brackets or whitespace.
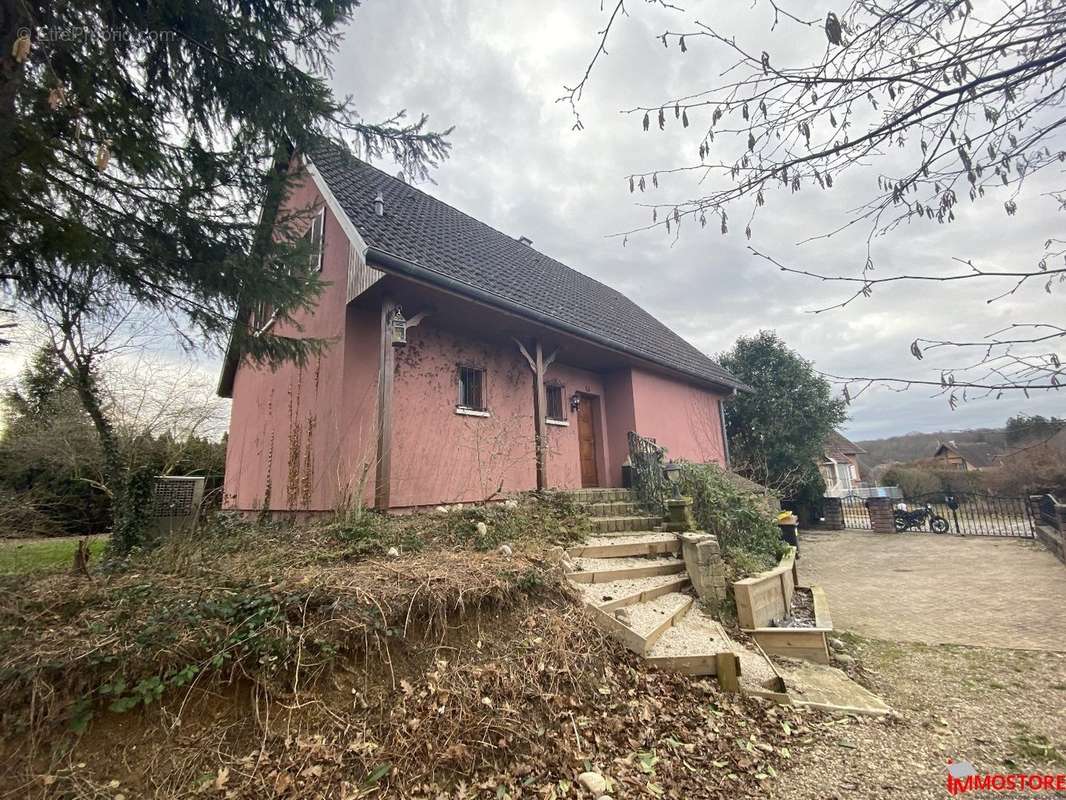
458,366,486,411
305,209,324,272
546,383,565,421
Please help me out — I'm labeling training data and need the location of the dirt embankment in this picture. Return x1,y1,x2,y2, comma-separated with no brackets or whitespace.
1,517,810,799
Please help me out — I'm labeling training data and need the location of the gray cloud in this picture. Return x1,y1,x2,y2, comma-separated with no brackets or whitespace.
333,1,1065,441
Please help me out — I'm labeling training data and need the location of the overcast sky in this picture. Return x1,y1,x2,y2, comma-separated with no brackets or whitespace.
3,2,1060,443
326,0,1064,441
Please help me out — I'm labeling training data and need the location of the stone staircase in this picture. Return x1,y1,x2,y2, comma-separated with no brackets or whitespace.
564,488,781,692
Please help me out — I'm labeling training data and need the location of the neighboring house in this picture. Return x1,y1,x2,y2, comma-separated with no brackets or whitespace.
820,430,866,496
931,440,998,471
218,145,745,512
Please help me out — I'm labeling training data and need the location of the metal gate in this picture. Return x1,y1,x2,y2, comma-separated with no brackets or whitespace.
900,492,1034,538
840,494,872,530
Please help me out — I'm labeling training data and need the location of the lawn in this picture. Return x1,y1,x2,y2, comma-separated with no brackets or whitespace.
0,535,108,575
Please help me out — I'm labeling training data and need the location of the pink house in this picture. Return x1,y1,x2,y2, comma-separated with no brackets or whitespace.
218,145,745,512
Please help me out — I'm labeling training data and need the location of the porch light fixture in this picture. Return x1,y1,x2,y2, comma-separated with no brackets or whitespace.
569,392,581,411
389,307,407,347
663,460,682,498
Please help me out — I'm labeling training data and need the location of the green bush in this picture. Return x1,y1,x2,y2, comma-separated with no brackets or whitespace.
676,462,787,575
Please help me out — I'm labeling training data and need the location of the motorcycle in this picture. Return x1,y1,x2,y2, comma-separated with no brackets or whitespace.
893,503,949,534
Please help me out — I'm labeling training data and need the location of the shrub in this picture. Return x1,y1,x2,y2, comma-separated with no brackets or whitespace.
676,462,787,575
880,465,984,498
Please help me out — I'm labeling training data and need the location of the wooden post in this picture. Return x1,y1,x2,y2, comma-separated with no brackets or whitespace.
716,652,740,693
375,297,397,509
512,337,557,492
532,340,547,491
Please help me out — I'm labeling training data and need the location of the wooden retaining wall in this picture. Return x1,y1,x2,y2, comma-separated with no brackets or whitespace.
732,547,798,629
750,586,833,665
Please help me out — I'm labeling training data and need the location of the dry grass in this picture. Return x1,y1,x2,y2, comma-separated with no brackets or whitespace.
0,504,815,799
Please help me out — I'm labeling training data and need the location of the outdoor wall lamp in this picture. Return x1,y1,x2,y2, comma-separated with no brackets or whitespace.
663,460,682,498
569,392,581,411
389,307,407,347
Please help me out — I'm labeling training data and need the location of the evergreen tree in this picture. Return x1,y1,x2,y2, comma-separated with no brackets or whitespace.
2,0,450,366
719,331,848,503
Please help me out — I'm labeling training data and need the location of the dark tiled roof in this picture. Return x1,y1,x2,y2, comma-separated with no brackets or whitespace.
824,429,866,458
936,441,997,468
309,144,743,391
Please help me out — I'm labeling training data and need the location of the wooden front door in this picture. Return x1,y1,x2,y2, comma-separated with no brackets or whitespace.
577,395,600,488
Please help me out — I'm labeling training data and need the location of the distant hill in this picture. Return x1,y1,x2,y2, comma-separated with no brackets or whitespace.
856,427,1010,473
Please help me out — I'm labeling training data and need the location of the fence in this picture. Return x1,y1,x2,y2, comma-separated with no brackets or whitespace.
828,490,1035,537
902,492,1034,538
627,431,668,515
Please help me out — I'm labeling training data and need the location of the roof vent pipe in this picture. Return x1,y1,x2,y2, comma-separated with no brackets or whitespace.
518,235,533,246
373,192,384,216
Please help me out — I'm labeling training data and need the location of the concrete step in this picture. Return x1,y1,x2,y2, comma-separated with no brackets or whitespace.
570,488,632,503
568,533,680,559
589,515,664,534
585,500,640,518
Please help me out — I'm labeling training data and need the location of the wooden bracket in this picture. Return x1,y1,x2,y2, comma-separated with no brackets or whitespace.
513,337,535,372
405,307,435,329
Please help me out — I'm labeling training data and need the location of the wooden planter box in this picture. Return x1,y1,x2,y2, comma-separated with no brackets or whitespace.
748,586,832,665
732,547,798,629
732,548,834,665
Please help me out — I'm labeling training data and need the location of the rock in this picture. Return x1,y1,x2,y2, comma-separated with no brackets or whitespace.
577,772,608,795
497,544,513,557
597,796,613,800
434,506,448,514
476,521,488,537
828,637,846,651
386,547,400,559
504,499,518,509
834,653,856,666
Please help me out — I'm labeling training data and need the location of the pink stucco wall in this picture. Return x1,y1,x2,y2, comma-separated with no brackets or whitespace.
223,171,380,512
388,321,610,507
223,168,729,511
630,368,728,466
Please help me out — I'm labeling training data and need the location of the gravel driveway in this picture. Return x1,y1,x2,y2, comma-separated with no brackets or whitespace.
799,529,1066,651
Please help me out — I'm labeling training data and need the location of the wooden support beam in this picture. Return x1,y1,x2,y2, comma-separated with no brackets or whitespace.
513,337,553,491
374,297,398,509
405,308,434,329
532,339,547,491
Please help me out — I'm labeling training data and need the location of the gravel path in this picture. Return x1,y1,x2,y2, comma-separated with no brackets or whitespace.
571,554,681,572
576,573,687,607
800,530,1066,650
769,637,1066,799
